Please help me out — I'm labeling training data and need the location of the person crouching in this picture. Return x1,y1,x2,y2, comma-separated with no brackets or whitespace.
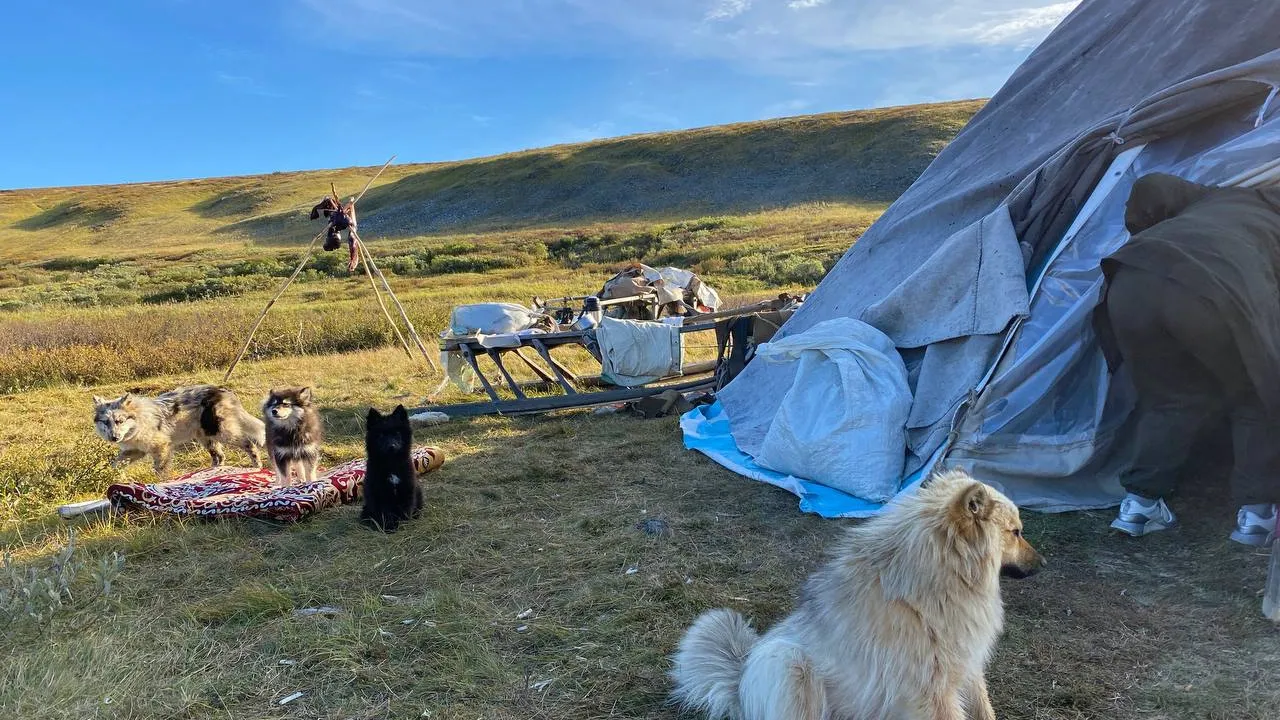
1095,172,1280,546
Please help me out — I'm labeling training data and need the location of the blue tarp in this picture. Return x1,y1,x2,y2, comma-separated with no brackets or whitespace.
680,400,928,518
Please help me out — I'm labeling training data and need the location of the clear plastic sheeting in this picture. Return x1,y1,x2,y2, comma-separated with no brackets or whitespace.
948,110,1280,511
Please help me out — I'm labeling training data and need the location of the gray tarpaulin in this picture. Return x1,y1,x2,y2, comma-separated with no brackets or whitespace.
714,0,1280,508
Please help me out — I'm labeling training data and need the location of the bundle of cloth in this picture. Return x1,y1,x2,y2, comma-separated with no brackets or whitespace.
104,446,445,522
598,264,721,318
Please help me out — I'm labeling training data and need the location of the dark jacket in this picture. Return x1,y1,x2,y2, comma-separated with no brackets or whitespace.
1096,173,1280,414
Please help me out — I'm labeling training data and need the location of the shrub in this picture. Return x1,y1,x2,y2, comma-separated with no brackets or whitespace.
438,242,477,256
0,440,118,521
39,257,113,272
517,241,549,261
728,252,828,286
221,258,289,277
0,529,126,638
430,254,519,274
142,275,272,304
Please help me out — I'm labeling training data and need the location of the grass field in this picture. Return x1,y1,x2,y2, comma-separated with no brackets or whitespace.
3,100,1279,718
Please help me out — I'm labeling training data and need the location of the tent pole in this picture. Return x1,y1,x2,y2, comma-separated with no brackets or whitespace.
223,228,325,382
357,236,440,372
1265,516,1280,622
358,241,414,358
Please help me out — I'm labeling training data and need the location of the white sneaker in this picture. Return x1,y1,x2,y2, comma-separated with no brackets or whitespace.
1110,493,1178,537
1229,504,1276,547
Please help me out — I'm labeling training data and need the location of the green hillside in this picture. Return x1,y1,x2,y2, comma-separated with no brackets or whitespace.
0,100,981,262
0,100,982,393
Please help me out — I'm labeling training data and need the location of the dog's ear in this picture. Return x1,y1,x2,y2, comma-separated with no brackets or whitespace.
954,482,995,523
92,395,107,407
391,404,408,421
367,407,382,422
298,387,312,403
120,392,134,406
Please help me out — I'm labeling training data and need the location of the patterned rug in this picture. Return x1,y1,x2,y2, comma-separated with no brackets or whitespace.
105,446,445,522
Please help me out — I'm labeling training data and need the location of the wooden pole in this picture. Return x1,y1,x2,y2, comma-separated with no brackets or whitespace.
360,246,414,358
356,236,440,372
222,155,397,382
223,229,326,382
351,155,396,204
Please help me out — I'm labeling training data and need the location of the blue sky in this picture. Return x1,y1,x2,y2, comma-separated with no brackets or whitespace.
2,0,1078,189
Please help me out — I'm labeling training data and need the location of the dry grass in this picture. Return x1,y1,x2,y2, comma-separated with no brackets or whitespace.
0,202,875,392
2,349,1277,718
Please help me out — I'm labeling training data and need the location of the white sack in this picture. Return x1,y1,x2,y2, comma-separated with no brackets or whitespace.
449,303,541,336
596,316,683,387
754,317,911,503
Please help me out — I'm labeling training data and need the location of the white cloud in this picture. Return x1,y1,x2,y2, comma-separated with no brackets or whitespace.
706,0,752,21
541,119,618,147
295,1,1081,59
969,1,1079,47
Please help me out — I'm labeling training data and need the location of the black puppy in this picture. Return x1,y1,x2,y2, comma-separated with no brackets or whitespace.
359,405,423,532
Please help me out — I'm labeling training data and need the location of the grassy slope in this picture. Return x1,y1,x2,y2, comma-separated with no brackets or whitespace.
3,98,1278,718
0,100,979,263
0,102,976,392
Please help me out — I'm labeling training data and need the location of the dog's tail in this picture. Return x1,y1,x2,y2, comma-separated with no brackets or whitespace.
669,608,759,719
238,405,267,446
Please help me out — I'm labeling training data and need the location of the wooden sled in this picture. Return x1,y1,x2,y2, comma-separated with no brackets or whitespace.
414,295,801,418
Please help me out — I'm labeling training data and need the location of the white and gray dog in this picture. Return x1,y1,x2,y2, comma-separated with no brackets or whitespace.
263,387,323,486
93,385,266,479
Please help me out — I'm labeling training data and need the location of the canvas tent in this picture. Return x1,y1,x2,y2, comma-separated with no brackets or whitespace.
683,0,1280,517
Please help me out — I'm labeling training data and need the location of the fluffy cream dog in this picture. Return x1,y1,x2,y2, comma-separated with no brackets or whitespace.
670,469,1044,720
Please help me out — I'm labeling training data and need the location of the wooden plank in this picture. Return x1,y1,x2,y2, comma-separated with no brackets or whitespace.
439,319,718,352
511,348,558,384
413,377,714,418
460,344,502,403
531,339,582,386
527,341,577,394
510,359,715,395
487,350,527,400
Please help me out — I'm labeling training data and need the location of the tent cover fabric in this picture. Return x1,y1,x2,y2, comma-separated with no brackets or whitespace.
685,0,1280,517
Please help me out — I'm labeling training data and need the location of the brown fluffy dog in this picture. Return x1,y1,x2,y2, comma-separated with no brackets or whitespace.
262,387,322,487
670,469,1044,720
